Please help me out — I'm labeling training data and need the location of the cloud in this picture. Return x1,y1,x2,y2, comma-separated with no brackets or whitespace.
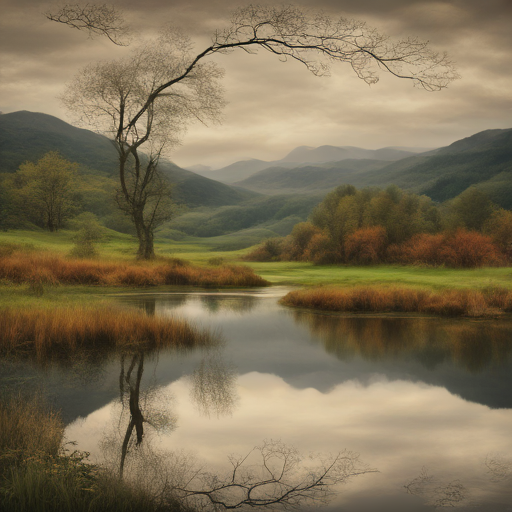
1,0,511,166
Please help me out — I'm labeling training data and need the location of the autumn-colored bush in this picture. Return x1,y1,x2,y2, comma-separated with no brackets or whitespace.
303,232,337,264
387,230,505,267
387,233,445,265
0,252,270,288
439,229,505,268
285,222,322,261
281,286,512,317
345,226,387,265
243,238,283,262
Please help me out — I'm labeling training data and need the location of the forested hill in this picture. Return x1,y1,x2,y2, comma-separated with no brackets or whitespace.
232,128,512,209
362,128,512,208
0,111,256,208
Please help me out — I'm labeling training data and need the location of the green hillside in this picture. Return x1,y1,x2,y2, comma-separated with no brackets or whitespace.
361,129,512,206
0,111,256,208
232,128,512,208
0,111,117,175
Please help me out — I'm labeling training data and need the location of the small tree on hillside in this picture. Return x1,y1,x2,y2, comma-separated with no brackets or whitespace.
49,4,458,258
15,152,80,232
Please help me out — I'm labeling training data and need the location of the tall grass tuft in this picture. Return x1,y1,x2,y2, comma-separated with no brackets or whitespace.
0,251,269,288
0,393,190,512
281,286,512,317
0,306,216,358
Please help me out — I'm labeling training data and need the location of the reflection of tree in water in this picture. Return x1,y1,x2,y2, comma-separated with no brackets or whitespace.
486,453,512,482
404,467,469,508
199,295,258,314
133,295,190,315
292,312,512,373
405,456,512,510
189,350,238,417
101,348,372,510
105,348,238,480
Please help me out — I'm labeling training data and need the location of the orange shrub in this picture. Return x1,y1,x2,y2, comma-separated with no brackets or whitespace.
345,226,387,265
387,230,506,268
303,232,337,264
439,229,505,268
387,233,445,265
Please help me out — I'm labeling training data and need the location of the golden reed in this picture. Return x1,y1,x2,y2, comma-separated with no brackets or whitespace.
0,306,215,357
281,286,512,317
0,252,269,287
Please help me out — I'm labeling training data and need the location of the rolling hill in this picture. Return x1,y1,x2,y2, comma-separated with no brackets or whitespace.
0,111,256,208
231,128,512,209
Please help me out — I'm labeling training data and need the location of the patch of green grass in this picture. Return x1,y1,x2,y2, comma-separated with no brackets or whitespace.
2,230,511,291
244,261,512,290
0,284,117,309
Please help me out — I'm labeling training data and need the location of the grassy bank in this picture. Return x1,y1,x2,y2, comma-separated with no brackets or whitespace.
0,393,189,512
0,250,269,288
246,261,512,289
1,231,512,293
281,286,512,317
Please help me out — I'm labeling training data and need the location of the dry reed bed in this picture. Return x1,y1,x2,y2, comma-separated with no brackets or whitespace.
281,286,512,317
0,306,216,357
0,252,269,287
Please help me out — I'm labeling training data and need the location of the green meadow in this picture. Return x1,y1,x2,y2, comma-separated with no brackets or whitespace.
1,230,511,301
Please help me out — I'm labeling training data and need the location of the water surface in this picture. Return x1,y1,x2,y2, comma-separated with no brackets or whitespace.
3,288,512,511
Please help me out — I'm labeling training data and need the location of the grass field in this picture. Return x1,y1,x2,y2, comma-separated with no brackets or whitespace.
247,261,512,289
1,230,511,293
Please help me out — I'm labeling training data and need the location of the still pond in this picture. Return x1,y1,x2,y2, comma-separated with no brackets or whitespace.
3,288,512,511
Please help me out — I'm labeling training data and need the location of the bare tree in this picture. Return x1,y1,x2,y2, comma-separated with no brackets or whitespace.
46,3,130,46
50,3,458,259
61,30,225,258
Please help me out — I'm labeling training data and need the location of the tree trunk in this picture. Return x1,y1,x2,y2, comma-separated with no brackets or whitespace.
133,209,155,259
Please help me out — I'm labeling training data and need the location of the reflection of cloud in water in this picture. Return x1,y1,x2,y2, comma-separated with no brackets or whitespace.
292,312,512,373
66,371,512,509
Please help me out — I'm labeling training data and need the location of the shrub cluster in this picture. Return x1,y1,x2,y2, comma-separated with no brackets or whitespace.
245,185,512,268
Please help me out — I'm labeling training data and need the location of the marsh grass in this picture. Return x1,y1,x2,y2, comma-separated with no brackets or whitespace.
0,393,189,512
281,286,512,317
0,306,216,359
0,251,269,288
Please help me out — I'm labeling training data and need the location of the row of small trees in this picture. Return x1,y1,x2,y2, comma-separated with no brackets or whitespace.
246,185,512,267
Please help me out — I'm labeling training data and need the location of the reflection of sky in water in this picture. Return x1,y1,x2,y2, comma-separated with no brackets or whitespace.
68,372,512,511
12,288,512,511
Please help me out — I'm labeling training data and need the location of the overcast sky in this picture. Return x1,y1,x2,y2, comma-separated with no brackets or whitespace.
1,0,511,168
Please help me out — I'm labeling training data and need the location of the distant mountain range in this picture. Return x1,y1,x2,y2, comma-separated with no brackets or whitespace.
0,111,256,208
2,110,511,227
187,144,432,184
196,130,512,209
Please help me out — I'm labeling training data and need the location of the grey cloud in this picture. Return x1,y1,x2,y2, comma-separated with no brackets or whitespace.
1,0,511,167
